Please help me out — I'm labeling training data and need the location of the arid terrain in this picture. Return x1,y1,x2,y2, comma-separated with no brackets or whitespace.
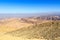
0,16,60,40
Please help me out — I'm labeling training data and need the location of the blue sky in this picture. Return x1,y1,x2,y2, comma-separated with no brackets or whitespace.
0,0,60,14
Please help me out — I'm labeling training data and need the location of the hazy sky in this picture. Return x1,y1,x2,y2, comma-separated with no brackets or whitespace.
0,0,60,14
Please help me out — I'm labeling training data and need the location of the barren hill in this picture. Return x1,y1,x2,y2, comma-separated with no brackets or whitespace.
0,16,60,33
0,16,60,40
0,18,33,32
6,21,60,40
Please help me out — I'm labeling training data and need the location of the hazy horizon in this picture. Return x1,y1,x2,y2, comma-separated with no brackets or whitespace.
0,0,60,18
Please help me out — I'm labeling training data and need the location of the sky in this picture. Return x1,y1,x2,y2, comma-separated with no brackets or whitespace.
0,0,60,14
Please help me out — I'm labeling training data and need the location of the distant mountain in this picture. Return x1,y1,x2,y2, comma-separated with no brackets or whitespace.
27,16,60,21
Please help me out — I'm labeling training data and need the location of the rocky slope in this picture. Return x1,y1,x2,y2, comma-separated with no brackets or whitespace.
6,21,60,40
0,16,60,32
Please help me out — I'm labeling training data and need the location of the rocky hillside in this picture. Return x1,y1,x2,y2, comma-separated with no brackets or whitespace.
0,16,60,33
6,21,60,40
